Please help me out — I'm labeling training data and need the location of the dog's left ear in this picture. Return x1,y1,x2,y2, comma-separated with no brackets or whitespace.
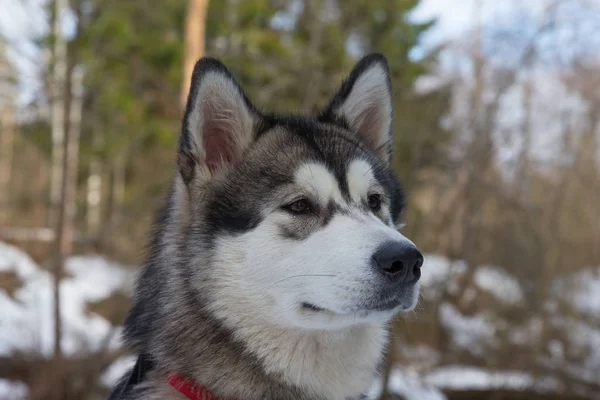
320,53,393,164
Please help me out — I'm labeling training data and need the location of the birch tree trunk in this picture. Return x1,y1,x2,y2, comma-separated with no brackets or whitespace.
50,66,83,399
0,103,15,223
87,125,103,237
49,0,68,228
109,154,126,230
181,0,209,109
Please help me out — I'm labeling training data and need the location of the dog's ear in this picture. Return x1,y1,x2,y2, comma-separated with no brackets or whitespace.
178,57,259,187
320,53,393,164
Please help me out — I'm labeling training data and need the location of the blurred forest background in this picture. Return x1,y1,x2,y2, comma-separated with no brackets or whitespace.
0,0,600,399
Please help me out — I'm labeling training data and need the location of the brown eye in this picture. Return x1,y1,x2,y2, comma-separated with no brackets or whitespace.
286,199,313,214
368,194,381,212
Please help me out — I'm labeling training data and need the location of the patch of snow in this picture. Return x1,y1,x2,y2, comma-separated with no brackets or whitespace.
368,366,564,399
566,320,600,372
474,265,524,304
101,355,137,388
568,268,600,316
0,242,134,357
439,303,497,355
0,379,28,400
424,366,533,390
420,254,452,286
421,255,468,298
65,255,134,302
367,370,447,400
388,370,447,400
546,316,600,384
0,241,41,278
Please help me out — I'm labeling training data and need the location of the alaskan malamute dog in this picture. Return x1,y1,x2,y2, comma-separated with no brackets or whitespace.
109,53,423,400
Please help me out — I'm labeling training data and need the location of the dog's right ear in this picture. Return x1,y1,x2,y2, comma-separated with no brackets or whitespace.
178,57,259,188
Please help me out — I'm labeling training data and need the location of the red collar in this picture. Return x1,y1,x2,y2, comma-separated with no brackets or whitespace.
167,372,220,400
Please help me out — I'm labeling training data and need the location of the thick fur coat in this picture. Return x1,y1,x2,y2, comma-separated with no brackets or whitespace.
109,53,423,400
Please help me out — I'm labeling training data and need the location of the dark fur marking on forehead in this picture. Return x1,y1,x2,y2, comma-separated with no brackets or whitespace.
322,202,337,227
259,115,404,223
202,186,262,236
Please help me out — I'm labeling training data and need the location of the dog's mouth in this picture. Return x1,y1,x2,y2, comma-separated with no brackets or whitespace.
300,298,405,314
298,296,416,327
301,302,326,312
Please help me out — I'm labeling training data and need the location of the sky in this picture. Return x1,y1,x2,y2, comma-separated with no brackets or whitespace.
0,0,46,105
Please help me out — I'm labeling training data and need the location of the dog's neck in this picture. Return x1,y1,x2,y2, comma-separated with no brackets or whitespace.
213,309,388,399
146,272,388,400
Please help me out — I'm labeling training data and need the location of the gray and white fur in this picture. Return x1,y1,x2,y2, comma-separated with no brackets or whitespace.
109,53,424,400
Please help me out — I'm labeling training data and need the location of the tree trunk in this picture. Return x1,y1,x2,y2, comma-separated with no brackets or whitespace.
111,154,126,227
87,125,103,238
50,66,83,399
49,0,68,228
514,77,533,198
181,0,209,109
300,0,323,111
0,103,15,223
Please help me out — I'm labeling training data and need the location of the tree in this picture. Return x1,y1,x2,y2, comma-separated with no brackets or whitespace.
181,0,210,109
0,103,15,223
49,0,68,229
0,36,16,222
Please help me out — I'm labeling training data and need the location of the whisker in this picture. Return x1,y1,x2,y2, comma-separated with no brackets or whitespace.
266,274,335,290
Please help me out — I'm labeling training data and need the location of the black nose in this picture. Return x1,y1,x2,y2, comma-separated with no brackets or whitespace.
372,242,423,284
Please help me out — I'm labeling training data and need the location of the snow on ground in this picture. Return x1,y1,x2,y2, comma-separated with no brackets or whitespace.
0,241,134,357
559,267,600,317
550,317,600,384
367,366,559,400
0,379,29,400
424,366,533,390
420,254,467,299
439,303,497,355
474,265,524,304
367,370,447,400
367,365,569,400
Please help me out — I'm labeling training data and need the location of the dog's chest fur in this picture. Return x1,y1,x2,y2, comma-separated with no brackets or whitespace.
128,323,386,400
234,322,388,399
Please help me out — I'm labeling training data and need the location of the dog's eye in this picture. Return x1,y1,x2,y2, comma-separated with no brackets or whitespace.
367,194,381,212
285,199,313,214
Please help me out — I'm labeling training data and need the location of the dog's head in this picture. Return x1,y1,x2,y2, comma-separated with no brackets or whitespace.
175,54,422,331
